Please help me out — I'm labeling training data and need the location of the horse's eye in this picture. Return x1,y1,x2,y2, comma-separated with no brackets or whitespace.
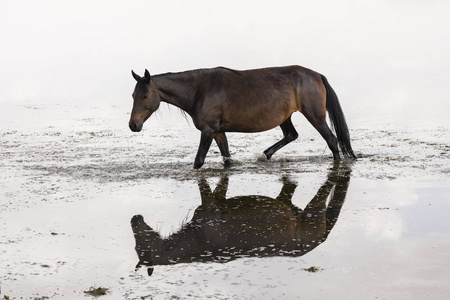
143,95,149,100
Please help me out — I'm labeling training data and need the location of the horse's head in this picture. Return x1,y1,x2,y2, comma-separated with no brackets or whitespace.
131,214,162,276
129,69,161,132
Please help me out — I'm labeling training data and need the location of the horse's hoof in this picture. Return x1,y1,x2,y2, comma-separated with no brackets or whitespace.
223,156,233,166
264,151,272,160
193,161,203,169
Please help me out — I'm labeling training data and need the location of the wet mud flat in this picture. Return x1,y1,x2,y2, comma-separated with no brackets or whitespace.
1,104,450,299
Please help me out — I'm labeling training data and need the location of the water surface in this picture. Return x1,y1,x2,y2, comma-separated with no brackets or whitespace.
1,103,449,299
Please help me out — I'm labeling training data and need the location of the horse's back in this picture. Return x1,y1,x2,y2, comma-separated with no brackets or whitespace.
197,66,324,133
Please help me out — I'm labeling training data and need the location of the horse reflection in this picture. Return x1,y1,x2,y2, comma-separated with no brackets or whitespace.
131,163,351,275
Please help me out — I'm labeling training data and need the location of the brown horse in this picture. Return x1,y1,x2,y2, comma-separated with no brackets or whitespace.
131,162,352,275
129,66,356,169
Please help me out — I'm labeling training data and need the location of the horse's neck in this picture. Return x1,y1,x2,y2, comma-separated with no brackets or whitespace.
152,72,201,114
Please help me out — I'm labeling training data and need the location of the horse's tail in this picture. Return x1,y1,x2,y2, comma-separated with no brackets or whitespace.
321,75,356,159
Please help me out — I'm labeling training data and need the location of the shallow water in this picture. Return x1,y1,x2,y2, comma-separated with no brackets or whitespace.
1,103,450,299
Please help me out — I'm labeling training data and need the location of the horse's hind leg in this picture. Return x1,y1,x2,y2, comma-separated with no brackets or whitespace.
303,112,340,160
276,176,301,215
264,116,298,160
317,122,340,160
214,132,233,166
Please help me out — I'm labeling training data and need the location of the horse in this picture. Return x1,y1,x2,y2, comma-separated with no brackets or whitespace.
131,162,352,275
129,65,356,169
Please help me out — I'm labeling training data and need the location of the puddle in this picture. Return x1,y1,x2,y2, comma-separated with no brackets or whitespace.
132,163,352,275
1,103,450,299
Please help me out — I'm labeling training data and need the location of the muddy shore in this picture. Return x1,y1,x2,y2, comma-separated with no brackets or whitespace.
1,103,449,299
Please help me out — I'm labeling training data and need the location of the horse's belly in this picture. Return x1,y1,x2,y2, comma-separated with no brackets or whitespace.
221,108,294,133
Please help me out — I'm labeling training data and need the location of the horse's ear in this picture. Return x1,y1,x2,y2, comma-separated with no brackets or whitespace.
131,70,141,82
144,69,151,84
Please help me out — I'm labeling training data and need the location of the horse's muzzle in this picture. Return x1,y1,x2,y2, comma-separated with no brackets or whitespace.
129,120,142,132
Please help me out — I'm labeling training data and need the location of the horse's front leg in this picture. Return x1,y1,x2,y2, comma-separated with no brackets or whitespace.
214,132,233,167
194,129,215,169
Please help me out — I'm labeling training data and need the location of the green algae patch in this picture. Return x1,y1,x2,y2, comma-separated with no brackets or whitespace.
84,287,109,297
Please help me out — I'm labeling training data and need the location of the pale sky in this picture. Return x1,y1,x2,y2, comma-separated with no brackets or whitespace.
1,0,449,127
